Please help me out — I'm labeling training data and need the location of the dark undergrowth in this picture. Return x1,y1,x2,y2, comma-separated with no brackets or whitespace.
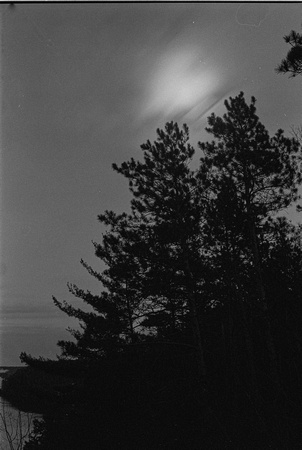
2,346,302,449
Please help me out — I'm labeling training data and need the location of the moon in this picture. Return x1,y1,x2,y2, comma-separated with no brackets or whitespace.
143,44,221,121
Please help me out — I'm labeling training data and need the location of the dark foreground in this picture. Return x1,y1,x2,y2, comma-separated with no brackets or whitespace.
1,347,302,450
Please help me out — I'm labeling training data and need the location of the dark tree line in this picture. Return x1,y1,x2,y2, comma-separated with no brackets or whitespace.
18,92,302,449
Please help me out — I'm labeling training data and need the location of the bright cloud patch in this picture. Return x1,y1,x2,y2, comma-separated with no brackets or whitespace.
143,45,221,121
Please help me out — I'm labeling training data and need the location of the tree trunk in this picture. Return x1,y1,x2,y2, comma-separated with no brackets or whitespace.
125,280,136,344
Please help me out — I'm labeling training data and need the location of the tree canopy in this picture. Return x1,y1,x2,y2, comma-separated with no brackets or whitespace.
276,29,302,77
19,92,302,449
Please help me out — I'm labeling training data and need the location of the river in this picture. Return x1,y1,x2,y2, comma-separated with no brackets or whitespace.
0,368,42,450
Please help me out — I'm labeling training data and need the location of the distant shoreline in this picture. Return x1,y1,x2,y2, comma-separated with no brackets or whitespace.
0,367,23,370
0,367,23,379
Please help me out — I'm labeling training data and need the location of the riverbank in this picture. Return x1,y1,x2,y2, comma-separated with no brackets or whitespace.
0,364,77,414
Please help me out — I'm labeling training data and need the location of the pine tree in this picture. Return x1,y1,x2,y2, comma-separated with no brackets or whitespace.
198,92,301,392
263,218,302,366
276,29,302,77
113,121,208,386
52,212,146,359
200,173,260,399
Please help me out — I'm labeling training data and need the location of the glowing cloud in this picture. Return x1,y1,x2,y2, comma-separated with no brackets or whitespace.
142,44,222,122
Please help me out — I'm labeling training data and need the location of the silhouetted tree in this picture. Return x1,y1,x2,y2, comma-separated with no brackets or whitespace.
198,92,301,393
263,218,302,368
113,121,209,386
276,29,302,77
199,172,261,400
18,93,302,449
52,212,148,359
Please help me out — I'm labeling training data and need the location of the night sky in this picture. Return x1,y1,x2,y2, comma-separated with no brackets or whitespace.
1,3,301,366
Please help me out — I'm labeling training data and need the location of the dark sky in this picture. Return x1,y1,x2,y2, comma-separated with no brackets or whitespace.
1,3,301,365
